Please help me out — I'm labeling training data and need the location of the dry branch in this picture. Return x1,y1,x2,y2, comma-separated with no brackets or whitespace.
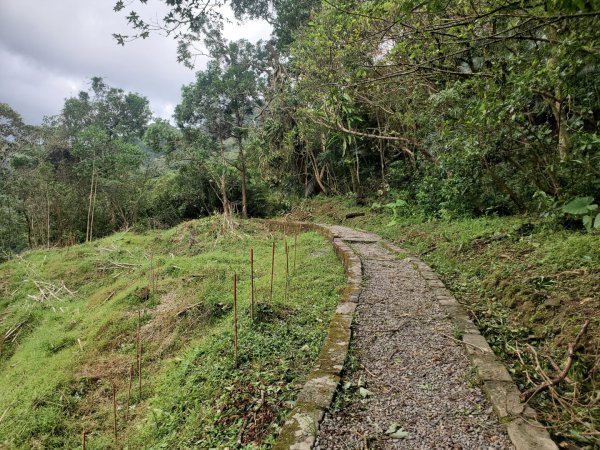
4,320,27,342
345,212,366,219
520,320,590,403
176,303,202,317
102,291,116,304
26,280,76,302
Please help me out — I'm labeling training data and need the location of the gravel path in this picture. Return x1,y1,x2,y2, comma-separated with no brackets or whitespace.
314,227,513,450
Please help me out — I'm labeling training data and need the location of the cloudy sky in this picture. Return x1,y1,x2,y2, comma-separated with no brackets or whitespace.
0,0,271,125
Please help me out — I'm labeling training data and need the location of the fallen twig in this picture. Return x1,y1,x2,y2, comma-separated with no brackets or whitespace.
102,291,116,304
176,303,202,317
345,212,366,219
26,280,76,302
4,320,26,342
439,333,489,353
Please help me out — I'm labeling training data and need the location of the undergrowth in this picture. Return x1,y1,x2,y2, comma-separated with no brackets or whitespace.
0,216,345,449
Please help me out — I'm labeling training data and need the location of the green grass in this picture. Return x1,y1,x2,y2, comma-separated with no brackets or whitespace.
0,217,346,449
291,195,600,448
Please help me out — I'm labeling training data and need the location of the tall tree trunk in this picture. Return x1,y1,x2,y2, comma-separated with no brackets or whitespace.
46,186,50,248
86,159,96,242
237,137,248,218
310,144,327,194
303,153,309,196
219,138,232,227
552,90,570,162
545,27,570,162
379,142,385,187
90,175,98,242
22,208,32,248
349,161,358,194
376,116,386,187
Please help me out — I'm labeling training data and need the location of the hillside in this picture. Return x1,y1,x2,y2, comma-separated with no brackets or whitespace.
0,218,345,449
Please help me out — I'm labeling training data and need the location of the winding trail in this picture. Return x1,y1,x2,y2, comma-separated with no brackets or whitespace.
271,222,557,450
315,226,512,449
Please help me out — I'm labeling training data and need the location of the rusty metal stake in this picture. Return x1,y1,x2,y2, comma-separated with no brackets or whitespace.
270,242,275,303
126,365,132,421
250,248,255,321
112,382,118,447
233,272,238,367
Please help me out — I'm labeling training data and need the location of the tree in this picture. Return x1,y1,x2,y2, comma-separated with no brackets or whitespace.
176,39,263,218
211,39,263,217
63,77,151,142
176,60,234,223
113,0,319,63
0,79,154,255
0,105,40,256
61,79,152,240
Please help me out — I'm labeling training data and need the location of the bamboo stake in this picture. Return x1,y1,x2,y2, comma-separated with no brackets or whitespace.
293,233,297,272
82,430,86,450
136,311,140,399
112,382,118,447
153,255,158,292
269,242,275,303
285,239,289,301
285,239,289,278
126,365,132,421
250,248,254,321
149,254,154,293
138,337,142,399
233,272,238,367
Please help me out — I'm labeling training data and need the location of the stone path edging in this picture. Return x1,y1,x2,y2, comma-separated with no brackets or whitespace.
263,220,361,450
264,220,557,450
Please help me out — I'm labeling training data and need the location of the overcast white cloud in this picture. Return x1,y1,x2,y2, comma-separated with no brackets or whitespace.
0,0,271,124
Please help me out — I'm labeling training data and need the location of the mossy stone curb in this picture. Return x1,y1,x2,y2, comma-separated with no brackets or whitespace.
264,220,362,450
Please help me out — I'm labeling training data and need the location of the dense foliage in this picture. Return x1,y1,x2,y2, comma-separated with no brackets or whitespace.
3,0,598,248
1,79,154,258
252,1,600,217
114,0,600,214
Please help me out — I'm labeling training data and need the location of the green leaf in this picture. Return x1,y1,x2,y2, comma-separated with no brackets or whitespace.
583,215,592,232
386,422,401,434
594,213,600,229
389,429,410,439
358,387,372,398
561,197,595,215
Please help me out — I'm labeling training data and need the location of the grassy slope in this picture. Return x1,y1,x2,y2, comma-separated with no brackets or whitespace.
290,196,599,448
0,217,345,449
